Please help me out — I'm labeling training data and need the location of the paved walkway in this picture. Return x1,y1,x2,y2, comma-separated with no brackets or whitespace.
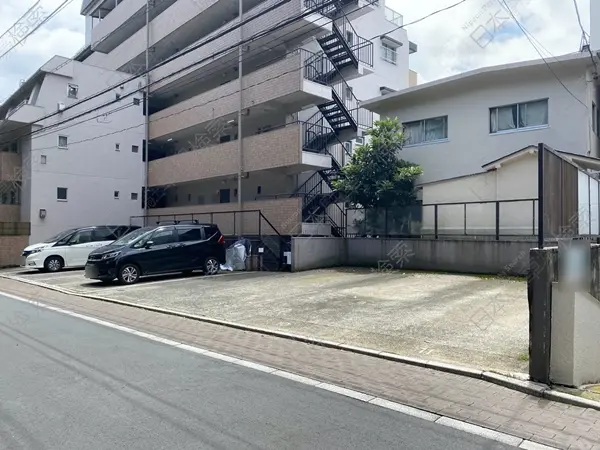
1,278,599,450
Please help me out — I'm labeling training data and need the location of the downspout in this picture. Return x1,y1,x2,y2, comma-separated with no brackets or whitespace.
144,0,150,225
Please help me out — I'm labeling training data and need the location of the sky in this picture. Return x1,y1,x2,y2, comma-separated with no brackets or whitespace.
0,0,593,102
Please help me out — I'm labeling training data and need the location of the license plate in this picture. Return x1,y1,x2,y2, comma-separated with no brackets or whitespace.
84,265,98,278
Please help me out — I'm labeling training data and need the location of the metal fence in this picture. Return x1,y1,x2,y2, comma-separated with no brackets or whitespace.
347,198,541,239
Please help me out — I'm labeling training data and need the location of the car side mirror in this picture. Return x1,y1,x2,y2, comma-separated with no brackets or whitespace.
144,241,154,249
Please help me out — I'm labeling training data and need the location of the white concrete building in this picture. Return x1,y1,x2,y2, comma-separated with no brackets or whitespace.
362,52,600,185
0,55,145,244
77,0,416,238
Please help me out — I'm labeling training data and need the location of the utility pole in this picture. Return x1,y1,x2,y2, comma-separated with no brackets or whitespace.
237,0,243,237
144,0,150,225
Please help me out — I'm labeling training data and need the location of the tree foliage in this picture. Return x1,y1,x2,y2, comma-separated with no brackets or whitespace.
332,117,422,208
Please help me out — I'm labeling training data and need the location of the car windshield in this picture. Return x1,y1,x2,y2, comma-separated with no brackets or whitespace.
42,228,78,243
111,227,155,246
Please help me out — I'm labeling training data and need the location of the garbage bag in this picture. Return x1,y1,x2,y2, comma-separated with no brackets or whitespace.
220,239,249,271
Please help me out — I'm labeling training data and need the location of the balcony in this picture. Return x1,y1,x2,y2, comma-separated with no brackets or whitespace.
90,0,178,54
384,6,403,27
148,123,331,186
149,52,332,140
0,102,45,132
148,0,331,97
148,197,303,235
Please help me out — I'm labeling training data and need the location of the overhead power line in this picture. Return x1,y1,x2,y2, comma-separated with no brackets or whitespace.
0,0,451,149
0,0,341,142
0,0,316,139
497,0,588,108
0,0,76,61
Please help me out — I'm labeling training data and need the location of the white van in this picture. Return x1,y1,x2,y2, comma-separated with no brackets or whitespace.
23,225,139,272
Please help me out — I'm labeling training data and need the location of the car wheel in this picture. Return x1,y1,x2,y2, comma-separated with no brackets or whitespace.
44,256,64,272
118,264,140,285
204,257,220,276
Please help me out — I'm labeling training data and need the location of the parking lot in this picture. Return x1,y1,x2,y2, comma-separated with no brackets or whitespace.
0,266,529,373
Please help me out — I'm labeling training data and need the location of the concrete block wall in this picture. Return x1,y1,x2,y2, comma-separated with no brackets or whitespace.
291,237,535,275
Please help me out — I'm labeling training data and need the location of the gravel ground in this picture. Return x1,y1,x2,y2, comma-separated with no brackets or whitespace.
0,267,529,373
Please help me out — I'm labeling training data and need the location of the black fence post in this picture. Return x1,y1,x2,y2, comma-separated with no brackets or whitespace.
537,142,544,249
463,203,467,235
233,212,237,236
384,207,388,237
495,201,500,241
434,204,438,239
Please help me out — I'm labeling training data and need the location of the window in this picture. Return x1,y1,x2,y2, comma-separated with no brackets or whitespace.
57,187,68,201
115,143,120,151
356,136,364,145
187,193,192,202
67,84,78,99
41,155,47,164
132,145,139,153
69,230,94,244
148,228,177,246
131,192,138,200
489,99,548,134
594,102,600,136
114,190,120,199
381,42,397,65
179,227,202,242
58,135,68,149
10,142,18,153
93,227,118,241
257,186,262,195
404,116,448,145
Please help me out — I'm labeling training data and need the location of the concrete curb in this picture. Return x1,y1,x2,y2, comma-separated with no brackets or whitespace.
3,273,600,412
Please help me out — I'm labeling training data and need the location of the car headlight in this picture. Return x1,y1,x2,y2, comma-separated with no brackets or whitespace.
102,251,121,260
29,248,44,254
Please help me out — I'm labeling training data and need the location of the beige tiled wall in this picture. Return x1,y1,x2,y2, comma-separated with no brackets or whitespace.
0,205,20,222
0,235,28,267
150,54,303,139
0,152,21,181
149,124,302,186
148,197,302,235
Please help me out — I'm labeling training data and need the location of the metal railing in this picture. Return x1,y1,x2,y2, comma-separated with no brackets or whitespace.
347,199,542,239
384,6,403,27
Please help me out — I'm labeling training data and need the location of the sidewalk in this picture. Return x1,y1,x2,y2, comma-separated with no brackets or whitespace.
1,278,599,450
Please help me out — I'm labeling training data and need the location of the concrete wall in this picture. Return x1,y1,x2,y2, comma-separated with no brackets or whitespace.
291,237,533,275
291,237,345,271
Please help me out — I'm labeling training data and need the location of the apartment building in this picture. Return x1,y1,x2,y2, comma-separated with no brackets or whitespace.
0,55,146,249
361,52,600,185
79,0,415,238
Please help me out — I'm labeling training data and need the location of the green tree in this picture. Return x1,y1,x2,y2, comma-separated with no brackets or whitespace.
333,117,422,208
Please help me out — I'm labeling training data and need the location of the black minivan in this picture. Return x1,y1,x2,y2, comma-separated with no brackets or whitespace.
84,224,227,284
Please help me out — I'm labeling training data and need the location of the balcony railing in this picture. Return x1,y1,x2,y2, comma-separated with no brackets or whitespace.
384,6,403,27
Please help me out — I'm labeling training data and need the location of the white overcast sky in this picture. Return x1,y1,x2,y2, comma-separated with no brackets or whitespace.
0,0,592,102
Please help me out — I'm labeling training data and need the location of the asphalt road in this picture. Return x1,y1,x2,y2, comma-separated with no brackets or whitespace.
0,293,516,450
